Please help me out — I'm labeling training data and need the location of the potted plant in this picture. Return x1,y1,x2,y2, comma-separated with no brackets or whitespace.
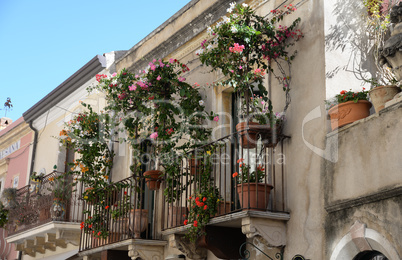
184,187,221,243
327,88,372,130
364,0,401,112
232,158,273,210
1,187,17,208
29,172,44,194
198,3,303,146
0,202,9,228
48,172,76,221
93,60,215,201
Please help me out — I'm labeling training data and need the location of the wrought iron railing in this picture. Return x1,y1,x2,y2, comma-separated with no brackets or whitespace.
162,127,288,230
79,175,159,251
6,171,83,235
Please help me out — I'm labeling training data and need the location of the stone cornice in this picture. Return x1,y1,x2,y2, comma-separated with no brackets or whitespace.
325,185,402,213
116,0,244,73
0,122,31,148
23,55,106,123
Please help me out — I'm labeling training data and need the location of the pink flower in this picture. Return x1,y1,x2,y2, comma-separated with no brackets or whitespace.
239,65,243,69
150,132,158,139
157,75,161,81
150,65,156,71
229,43,245,53
111,73,117,77
129,84,137,91
135,75,139,78
230,69,234,73
178,77,185,82
213,116,219,122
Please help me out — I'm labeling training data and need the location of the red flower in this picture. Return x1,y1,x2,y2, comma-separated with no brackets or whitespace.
184,219,188,225
124,191,127,195
105,205,110,210
193,220,198,227
202,197,207,202
340,90,347,95
148,96,155,100
204,205,208,210
232,172,239,178
237,158,244,163
98,231,101,236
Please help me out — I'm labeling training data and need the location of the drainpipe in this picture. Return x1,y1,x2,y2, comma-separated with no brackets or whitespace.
28,121,39,177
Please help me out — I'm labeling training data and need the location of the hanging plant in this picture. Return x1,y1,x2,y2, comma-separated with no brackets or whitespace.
198,2,303,122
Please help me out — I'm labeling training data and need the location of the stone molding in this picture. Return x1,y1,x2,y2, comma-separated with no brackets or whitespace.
325,186,402,213
168,234,207,260
241,217,287,247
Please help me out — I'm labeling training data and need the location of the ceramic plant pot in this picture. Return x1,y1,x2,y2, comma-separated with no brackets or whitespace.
369,85,401,112
236,122,260,149
236,183,273,211
328,100,372,131
143,170,162,190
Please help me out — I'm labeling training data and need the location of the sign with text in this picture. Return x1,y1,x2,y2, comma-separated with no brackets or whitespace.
0,140,21,160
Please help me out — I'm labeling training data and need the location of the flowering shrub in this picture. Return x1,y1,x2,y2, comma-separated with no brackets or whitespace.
232,158,265,184
184,187,220,242
250,94,285,125
59,103,114,193
0,202,8,228
92,59,217,205
198,2,303,119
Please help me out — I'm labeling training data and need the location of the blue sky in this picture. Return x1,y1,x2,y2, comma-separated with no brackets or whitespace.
0,0,190,121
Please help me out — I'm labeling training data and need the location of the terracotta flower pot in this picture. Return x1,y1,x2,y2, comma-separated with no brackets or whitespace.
236,122,260,149
369,85,401,112
328,100,372,131
132,209,148,239
143,170,162,190
236,183,274,211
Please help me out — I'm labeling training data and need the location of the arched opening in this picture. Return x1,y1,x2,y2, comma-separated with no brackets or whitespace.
353,250,388,260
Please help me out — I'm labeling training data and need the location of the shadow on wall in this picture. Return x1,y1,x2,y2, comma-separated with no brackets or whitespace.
325,0,377,81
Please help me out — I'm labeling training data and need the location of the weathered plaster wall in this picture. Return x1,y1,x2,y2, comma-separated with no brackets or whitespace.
325,195,402,259
325,102,402,204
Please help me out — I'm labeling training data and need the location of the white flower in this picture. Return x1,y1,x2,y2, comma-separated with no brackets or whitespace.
232,14,238,19
231,26,238,33
245,38,250,43
229,2,236,9
207,45,213,50
222,16,230,23
195,48,204,55
227,7,233,13
199,100,205,106
207,26,213,34
216,22,223,28
242,3,248,7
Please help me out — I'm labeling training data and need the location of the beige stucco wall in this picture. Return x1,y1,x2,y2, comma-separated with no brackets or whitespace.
325,102,402,203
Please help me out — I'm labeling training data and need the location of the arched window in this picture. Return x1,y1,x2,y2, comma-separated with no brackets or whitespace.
353,250,388,260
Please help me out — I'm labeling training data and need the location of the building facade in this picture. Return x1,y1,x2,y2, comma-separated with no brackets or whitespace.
4,0,402,259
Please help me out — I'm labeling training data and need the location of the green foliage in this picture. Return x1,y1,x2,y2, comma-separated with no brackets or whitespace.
198,3,303,116
232,158,265,184
0,202,9,228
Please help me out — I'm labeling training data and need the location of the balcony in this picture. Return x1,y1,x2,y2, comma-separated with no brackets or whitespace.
78,175,166,259
161,128,290,259
5,171,82,257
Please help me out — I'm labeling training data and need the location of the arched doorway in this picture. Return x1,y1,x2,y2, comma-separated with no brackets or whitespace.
353,250,388,260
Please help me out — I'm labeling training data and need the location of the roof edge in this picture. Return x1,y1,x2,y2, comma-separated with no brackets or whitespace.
23,55,106,122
